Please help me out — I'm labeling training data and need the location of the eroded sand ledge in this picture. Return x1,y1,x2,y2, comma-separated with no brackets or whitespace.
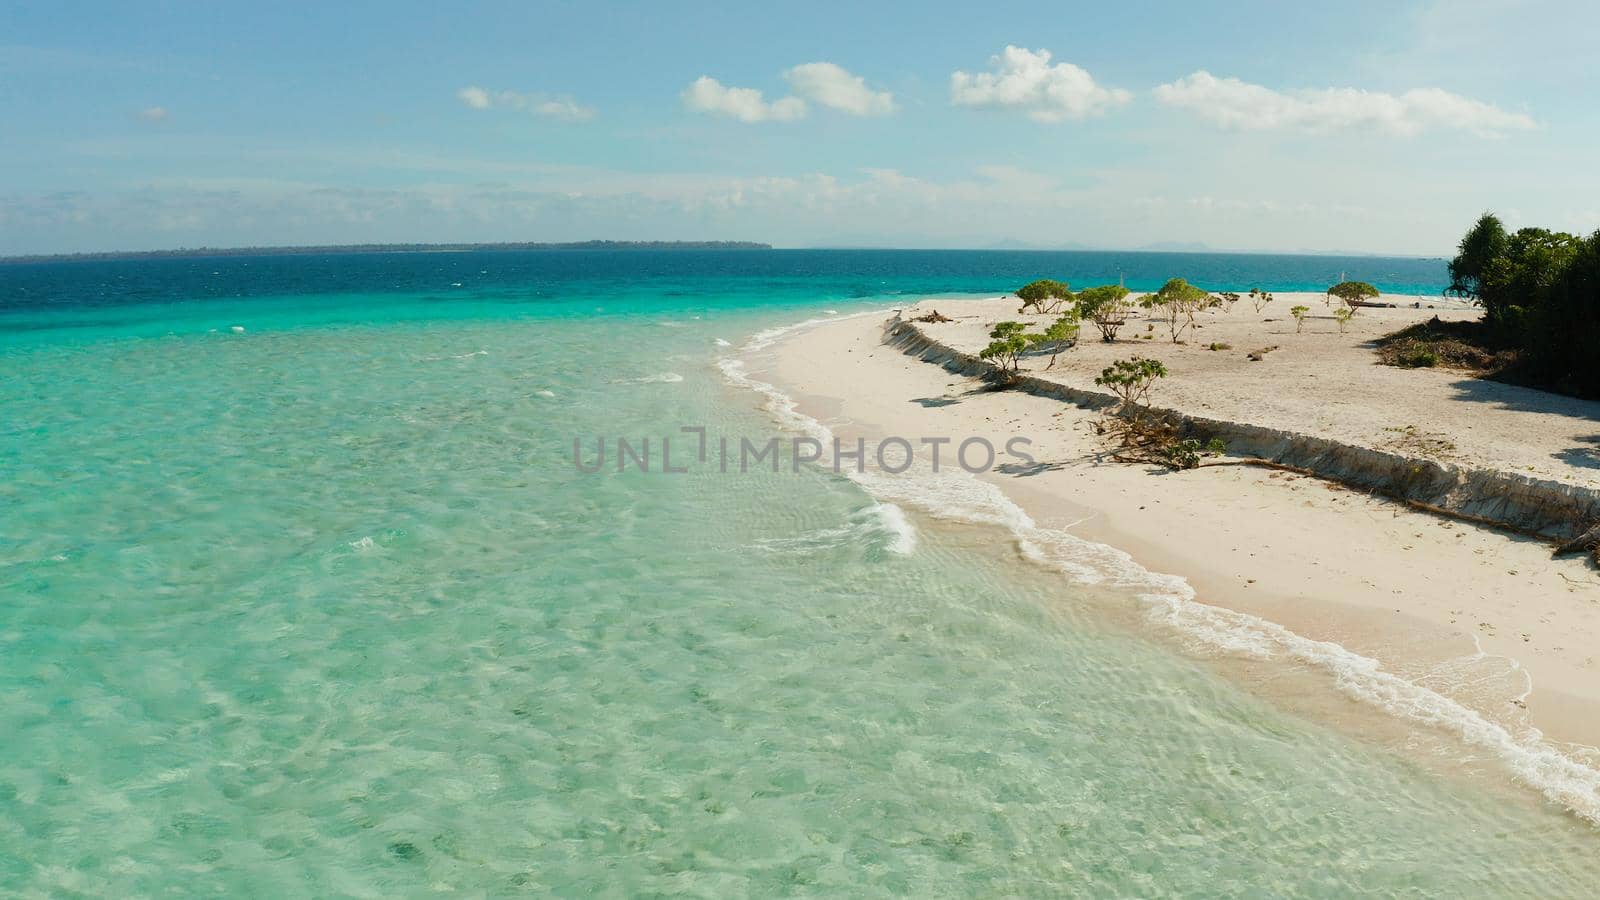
749,296,1600,816
886,316,1600,541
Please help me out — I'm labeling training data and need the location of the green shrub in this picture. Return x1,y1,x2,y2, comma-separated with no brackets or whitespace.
1445,213,1599,397
979,321,1038,382
1016,279,1074,314
1028,311,1082,369
1140,277,1215,343
1326,281,1378,310
1399,347,1439,368
1095,356,1167,411
1076,285,1133,342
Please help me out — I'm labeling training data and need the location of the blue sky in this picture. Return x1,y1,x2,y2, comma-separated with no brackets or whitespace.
2,0,1596,255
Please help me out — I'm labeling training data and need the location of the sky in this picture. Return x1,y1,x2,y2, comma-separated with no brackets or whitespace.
2,0,1597,256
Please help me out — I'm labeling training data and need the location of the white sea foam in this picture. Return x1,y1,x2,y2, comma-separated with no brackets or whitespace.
422,349,489,361
535,389,557,399
230,325,245,334
718,309,1600,826
714,338,733,347
752,502,916,557
349,536,375,551
870,502,918,555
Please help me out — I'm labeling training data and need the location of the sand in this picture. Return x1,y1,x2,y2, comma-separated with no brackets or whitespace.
742,296,1600,790
901,294,1600,488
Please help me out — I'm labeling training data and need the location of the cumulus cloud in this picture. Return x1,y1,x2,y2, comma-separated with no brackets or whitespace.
456,86,595,121
783,62,894,116
137,106,169,123
681,76,807,123
950,46,1131,122
1153,71,1535,136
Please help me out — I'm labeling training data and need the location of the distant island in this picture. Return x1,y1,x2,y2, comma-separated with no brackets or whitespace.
0,240,772,264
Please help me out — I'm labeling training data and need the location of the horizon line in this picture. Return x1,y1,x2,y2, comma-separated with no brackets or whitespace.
0,241,1451,265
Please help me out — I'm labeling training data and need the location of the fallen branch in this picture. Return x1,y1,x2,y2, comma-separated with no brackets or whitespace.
1554,523,1600,557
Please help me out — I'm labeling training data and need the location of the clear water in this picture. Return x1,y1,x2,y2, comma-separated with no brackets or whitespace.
4,251,1599,895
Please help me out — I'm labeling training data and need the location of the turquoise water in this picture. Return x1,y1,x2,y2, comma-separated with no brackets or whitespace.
4,251,1600,895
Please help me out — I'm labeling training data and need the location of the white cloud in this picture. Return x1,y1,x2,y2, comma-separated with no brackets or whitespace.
950,46,1131,122
531,98,596,122
137,106,169,123
456,86,595,121
783,62,894,116
1154,71,1535,136
681,76,807,123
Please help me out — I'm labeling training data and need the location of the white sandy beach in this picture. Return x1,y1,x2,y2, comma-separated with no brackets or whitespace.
739,295,1600,820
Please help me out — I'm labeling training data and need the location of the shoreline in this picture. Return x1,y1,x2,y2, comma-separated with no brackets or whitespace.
730,299,1600,826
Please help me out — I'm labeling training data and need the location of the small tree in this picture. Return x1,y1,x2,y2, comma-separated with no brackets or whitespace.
1327,281,1379,312
979,321,1037,383
1093,356,1222,468
1016,279,1074,314
1141,277,1214,343
1076,284,1133,342
1028,311,1081,369
1216,291,1240,311
1095,356,1168,413
1334,307,1354,332
1248,287,1274,313
1446,213,1509,302
1290,305,1310,332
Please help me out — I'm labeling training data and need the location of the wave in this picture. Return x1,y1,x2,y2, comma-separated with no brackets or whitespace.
421,349,488,361
719,308,1600,827
753,502,917,557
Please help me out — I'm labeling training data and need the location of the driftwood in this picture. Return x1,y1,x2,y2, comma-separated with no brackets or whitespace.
1246,345,1280,362
911,309,953,323
1555,523,1600,559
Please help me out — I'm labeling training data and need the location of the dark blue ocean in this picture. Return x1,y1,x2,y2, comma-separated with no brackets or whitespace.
2,248,1448,330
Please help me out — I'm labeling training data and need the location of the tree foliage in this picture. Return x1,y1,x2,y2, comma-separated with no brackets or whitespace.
1095,356,1168,411
1028,311,1081,368
1076,284,1134,342
1326,281,1379,311
979,321,1037,383
1140,278,1215,343
1439,212,1600,398
1290,305,1310,332
1447,213,1510,301
1528,232,1600,395
1016,279,1074,314
1091,356,1221,469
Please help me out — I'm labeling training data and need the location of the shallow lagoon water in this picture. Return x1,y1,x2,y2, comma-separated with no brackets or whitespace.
3,251,1598,894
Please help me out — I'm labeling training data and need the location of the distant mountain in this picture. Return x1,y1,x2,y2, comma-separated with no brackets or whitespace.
1,240,772,264
1135,241,1214,253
